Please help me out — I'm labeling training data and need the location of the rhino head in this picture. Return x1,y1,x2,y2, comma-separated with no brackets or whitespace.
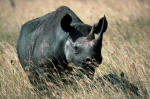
61,14,108,79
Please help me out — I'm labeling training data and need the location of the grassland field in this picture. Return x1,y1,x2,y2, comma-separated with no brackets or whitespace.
0,0,150,99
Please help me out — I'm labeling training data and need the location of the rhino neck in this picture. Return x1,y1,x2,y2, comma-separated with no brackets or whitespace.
54,29,69,67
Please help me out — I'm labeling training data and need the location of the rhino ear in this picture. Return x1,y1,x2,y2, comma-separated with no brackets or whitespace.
94,15,108,34
61,14,72,32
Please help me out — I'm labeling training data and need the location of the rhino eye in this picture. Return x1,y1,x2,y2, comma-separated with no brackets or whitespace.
74,46,78,50
74,46,79,54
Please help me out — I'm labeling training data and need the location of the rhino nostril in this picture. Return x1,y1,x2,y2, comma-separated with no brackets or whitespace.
92,59,96,62
86,57,91,62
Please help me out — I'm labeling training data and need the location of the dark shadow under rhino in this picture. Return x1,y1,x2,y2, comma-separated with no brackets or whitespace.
96,72,140,97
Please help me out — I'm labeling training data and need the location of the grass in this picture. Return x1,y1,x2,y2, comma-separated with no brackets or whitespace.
0,0,150,98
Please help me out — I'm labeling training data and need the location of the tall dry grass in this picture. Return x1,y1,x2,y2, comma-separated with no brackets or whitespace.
0,0,150,98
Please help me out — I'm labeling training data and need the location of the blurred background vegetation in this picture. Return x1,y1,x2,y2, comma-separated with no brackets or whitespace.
0,0,150,98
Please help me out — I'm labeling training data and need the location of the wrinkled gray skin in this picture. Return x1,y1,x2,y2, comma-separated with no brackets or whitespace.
16,6,108,84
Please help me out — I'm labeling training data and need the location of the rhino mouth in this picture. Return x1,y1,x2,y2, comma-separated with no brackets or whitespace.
83,61,98,68
79,61,99,79
81,59,99,75
82,58,99,68
68,60,99,79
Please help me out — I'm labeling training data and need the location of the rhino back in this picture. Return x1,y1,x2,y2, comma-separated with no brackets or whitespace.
17,6,82,69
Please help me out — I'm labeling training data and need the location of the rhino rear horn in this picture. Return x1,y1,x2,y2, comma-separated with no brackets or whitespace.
87,25,95,41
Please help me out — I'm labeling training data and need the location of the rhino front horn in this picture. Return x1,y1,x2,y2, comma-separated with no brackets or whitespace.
94,15,108,47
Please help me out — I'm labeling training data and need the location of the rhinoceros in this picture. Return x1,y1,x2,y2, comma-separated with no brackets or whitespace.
17,6,107,85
